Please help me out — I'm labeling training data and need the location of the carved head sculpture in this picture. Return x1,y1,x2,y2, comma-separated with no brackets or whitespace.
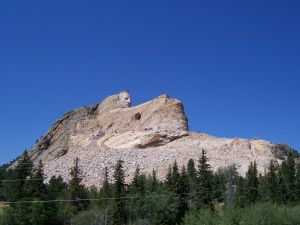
118,90,131,108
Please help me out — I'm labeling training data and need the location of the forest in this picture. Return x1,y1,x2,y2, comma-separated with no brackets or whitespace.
0,149,300,225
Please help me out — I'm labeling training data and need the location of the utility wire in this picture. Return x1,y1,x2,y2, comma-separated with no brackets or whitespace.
1,181,299,204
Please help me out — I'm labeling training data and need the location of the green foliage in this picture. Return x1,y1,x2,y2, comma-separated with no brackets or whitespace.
183,202,300,225
194,149,214,211
0,163,13,201
295,162,300,202
177,165,190,223
46,176,68,225
245,161,259,204
112,159,127,225
68,205,110,225
281,151,297,204
26,160,46,200
7,150,32,201
150,168,158,192
183,209,219,225
1,148,300,225
127,165,147,223
264,160,278,202
98,166,113,212
67,157,89,215
235,202,300,225
212,164,238,206
141,187,179,225
187,158,197,183
233,176,247,208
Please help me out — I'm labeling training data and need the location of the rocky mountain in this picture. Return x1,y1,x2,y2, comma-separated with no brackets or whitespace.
16,91,288,188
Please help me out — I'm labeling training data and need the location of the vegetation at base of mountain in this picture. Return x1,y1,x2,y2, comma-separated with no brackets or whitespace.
0,149,300,224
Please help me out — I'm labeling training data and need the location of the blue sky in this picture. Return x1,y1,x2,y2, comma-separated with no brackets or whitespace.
1,1,299,165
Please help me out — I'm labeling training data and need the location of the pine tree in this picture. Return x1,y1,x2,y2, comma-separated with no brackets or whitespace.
165,165,172,191
225,165,236,206
97,166,113,224
246,161,259,204
212,166,235,205
233,175,247,208
112,159,127,225
258,173,268,202
8,150,32,201
275,168,286,204
26,160,46,199
98,166,113,206
5,150,33,225
46,175,68,225
47,175,67,200
127,164,147,223
195,149,214,211
25,160,49,225
265,160,278,202
150,168,158,192
187,158,197,191
131,164,146,196
281,151,296,204
295,162,300,203
171,160,180,194
67,157,88,214
176,165,190,223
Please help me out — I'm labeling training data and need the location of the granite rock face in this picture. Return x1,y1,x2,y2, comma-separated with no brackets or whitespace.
18,92,288,187
28,93,189,163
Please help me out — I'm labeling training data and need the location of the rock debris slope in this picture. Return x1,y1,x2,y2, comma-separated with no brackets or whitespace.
22,92,287,187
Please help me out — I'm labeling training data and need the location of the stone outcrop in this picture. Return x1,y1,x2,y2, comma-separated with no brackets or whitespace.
13,91,289,188
28,93,189,163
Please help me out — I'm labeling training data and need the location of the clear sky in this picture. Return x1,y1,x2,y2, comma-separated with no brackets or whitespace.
1,1,299,165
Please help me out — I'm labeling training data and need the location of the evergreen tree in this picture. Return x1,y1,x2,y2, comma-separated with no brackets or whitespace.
264,160,278,202
165,165,172,191
4,150,33,225
127,165,147,223
112,159,127,225
98,166,113,210
281,151,296,204
295,162,300,202
213,164,238,206
0,163,11,201
275,168,286,204
131,164,146,196
187,158,197,193
212,165,237,205
233,175,247,208
245,161,259,204
170,160,180,194
26,160,46,199
46,175,68,225
102,166,112,197
176,165,190,224
150,168,158,192
24,160,49,225
67,157,88,214
195,149,214,211
8,150,32,201
258,173,268,202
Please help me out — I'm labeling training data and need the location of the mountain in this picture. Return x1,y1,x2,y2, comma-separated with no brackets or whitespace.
13,91,289,187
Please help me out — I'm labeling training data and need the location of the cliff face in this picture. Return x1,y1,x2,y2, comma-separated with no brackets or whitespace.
29,93,189,163
20,92,286,187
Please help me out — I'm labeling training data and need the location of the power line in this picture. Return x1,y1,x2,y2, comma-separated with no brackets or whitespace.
0,190,220,204
1,181,299,204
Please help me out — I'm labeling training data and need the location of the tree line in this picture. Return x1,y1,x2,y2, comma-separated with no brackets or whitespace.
0,149,300,225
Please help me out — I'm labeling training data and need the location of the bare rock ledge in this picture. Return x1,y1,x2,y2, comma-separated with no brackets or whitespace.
12,91,288,188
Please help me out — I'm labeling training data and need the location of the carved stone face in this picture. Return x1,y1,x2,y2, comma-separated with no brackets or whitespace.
119,91,131,108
